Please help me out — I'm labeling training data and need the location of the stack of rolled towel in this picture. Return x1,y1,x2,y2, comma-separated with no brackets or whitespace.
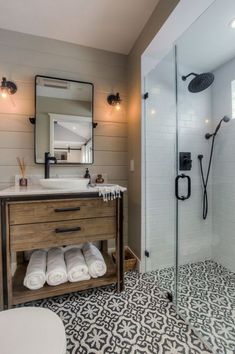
64,245,91,283
23,249,47,290
23,242,107,290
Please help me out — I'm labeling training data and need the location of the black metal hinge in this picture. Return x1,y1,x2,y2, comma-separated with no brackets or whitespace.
166,291,173,302
143,92,149,100
145,250,150,257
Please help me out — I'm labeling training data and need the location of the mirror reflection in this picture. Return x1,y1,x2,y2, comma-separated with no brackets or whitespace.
35,76,93,164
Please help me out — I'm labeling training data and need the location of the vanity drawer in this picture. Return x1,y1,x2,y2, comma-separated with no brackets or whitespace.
9,198,116,225
10,217,116,251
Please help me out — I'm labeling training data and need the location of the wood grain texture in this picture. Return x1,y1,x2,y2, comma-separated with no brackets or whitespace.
3,193,124,307
11,217,116,251
9,198,116,225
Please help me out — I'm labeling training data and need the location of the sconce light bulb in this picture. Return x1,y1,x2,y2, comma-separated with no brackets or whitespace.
116,102,121,111
1,91,7,98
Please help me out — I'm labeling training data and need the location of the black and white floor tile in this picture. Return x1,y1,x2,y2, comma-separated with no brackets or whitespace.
153,260,235,354
21,271,211,354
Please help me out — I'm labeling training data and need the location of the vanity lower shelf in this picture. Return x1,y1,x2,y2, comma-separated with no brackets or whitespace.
12,252,117,305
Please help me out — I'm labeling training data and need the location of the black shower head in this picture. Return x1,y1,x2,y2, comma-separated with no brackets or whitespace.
182,72,214,93
222,115,230,123
205,116,230,139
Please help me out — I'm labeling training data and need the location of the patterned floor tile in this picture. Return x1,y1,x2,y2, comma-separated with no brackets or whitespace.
20,271,211,354
154,260,235,354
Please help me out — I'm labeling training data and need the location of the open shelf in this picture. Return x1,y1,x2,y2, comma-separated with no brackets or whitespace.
12,252,117,305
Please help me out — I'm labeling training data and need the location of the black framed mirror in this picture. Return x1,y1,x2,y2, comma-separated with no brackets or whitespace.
35,75,94,164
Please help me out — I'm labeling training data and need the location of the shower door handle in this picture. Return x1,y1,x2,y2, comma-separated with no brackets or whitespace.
175,174,191,201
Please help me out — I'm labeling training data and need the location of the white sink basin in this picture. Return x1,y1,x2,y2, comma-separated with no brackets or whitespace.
39,178,89,190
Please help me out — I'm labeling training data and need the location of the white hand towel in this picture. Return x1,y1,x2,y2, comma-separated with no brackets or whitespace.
97,184,126,202
23,249,47,290
82,242,107,278
64,247,90,282
46,247,67,286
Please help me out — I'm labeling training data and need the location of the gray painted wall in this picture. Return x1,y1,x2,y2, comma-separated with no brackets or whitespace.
0,28,128,240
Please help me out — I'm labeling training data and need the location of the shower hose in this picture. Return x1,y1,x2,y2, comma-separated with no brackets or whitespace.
198,134,216,220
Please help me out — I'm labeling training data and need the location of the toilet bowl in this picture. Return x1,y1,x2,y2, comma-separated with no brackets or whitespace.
0,307,66,354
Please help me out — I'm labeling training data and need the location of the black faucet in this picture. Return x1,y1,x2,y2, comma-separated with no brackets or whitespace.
44,152,57,179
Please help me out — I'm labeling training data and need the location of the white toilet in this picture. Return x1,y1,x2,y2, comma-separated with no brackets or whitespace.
0,307,66,354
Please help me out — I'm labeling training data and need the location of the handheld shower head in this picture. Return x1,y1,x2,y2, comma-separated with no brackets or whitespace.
222,115,230,123
200,115,230,220
205,116,230,139
214,116,230,135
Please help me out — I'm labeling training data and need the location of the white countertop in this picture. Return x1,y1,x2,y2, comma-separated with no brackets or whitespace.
0,184,127,197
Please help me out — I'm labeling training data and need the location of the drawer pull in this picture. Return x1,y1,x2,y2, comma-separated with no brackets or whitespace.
55,226,81,233
54,207,81,213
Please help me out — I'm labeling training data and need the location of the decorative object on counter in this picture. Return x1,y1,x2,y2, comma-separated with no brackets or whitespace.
112,247,137,272
23,250,47,290
82,242,107,278
17,157,28,187
1,77,17,98
107,92,121,111
97,184,126,202
46,247,67,286
96,174,104,184
64,246,91,282
84,168,91,179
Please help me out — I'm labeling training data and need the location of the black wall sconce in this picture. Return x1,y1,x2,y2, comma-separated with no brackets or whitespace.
107,92,121,110
1,77,17,98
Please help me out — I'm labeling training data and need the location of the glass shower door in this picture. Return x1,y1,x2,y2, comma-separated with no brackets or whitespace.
175,1,235,352
144,48,178,299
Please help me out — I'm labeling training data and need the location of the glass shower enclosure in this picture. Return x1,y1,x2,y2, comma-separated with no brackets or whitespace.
144,1,235,353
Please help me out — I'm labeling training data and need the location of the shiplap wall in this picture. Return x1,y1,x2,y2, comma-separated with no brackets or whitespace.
0,28,128,240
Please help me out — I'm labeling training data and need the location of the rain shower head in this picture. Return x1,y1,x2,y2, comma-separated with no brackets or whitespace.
205,116,230,139
182,72,214,93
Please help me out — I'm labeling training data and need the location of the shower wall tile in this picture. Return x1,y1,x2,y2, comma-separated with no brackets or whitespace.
144,56,213,271
144,52,177,271
211,57,235,272
177,63,213,266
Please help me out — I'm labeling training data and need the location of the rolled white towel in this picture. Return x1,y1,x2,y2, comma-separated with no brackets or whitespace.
23,249,47,290
82,242,107,278
64,247,90,282
46,247,67,286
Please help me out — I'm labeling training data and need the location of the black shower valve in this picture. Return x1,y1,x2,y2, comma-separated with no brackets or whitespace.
179,152,192,171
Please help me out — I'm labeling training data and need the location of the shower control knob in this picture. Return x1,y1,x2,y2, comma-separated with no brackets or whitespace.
179,152,192,171
183,157,192,164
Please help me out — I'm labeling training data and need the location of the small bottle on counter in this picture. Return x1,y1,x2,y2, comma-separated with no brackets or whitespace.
84,168,91,179
96,174,104,184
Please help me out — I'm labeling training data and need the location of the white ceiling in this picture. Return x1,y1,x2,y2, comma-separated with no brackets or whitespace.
0,0,159,54
176,0,235,72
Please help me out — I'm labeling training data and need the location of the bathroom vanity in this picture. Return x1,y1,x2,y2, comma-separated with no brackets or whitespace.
0,187,124,309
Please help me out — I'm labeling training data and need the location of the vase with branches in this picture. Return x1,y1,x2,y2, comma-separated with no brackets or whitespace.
17,157,27,186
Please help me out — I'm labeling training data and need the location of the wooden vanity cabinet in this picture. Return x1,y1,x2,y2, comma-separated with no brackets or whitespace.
0,193,124,309
0,227,3,310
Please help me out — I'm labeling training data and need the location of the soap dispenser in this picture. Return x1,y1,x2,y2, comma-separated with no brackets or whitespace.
84,168,90,179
